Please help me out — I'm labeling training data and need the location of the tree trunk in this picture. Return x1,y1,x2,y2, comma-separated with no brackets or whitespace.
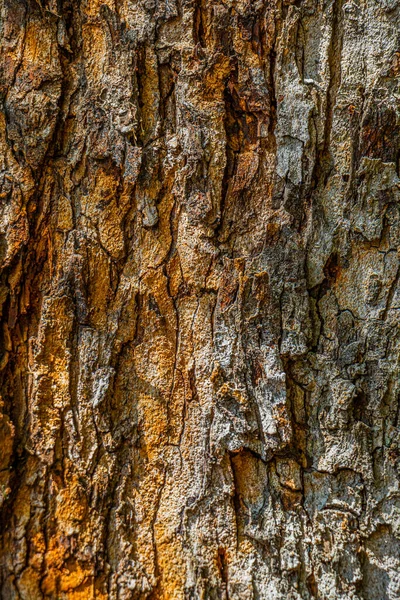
1,0,400,598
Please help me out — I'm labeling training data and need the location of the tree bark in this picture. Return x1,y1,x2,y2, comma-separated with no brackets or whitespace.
1,0,400,598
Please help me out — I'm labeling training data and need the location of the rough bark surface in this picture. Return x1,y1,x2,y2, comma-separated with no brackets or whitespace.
0,0,400,598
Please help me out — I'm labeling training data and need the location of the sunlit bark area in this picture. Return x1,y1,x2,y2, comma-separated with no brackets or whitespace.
1,0,400,598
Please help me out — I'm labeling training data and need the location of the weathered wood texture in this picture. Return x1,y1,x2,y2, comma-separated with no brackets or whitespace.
1,0,400,598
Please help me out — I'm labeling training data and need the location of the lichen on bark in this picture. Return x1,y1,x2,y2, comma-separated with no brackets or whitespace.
0,0,400,598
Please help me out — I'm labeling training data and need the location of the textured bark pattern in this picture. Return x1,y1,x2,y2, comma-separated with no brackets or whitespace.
1,0,400,598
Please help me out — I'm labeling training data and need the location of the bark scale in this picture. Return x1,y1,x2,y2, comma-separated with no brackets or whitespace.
0,0,400,598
